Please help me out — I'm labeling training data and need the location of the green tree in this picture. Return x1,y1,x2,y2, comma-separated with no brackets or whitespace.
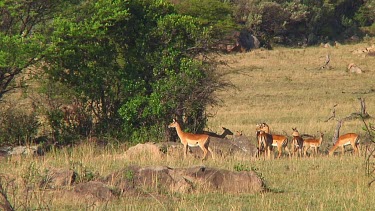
0,0,71,100
241,0,367,46
46,0,229,142
173,0,237,41
355,0,375,27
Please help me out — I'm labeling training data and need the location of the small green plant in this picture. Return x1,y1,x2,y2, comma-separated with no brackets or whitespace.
124,170,135,182
70,161,97,183
233,163,252,171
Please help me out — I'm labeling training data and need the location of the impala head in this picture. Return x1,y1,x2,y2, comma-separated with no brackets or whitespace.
292,127,300,137
168,119,178,128
261,123,269,128
318,131,324,137
222,127,234,136
235,130,243,136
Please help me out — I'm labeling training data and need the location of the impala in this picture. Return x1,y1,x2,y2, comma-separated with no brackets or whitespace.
259,123,290,158
203,127,234,139
168,119,214,161
256,124,273,159
328,133,360,156
303,131,324,157
291,127,304,157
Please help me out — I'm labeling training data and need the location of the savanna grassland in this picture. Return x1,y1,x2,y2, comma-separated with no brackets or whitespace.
1,40,375,210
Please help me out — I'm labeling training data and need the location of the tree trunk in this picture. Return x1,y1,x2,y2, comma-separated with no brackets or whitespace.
332,120,342,144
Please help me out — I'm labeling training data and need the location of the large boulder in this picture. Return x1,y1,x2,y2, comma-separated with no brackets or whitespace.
124,142,164,159
103,165,265,194
154,135,258,160
176,165,264,193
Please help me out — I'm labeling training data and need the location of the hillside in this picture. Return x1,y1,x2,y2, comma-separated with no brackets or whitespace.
207,40,375,149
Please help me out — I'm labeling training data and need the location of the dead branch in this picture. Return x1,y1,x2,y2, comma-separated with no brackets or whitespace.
324,104,337,122
332,120,343,144
325,98,371,144
0,180,14,211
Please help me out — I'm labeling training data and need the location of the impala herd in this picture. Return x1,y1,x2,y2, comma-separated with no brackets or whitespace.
168,119,361,161
256,123,361,159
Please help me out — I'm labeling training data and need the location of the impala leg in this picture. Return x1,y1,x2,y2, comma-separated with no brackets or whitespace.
357,144,361,156
341,146,345,156
199,144,208,161
304,147,308,157
277,145,282,159
258,141,262,158
352,143,359,156
184,144,188,159
284,146,291,158
292,144,296,157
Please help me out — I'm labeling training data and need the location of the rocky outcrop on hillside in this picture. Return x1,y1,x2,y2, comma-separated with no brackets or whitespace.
104,165,265,195
34,165,265,202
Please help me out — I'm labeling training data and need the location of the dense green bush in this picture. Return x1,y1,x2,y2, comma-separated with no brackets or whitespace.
0,108,39,146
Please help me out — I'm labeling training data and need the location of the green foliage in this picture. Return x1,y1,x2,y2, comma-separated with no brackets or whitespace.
70,161,97,183
354,0,375,27
0,0,69,99
46,0,225,143
233,163,252,171
236,0,368,46
174,0,237,39
0,108,40,146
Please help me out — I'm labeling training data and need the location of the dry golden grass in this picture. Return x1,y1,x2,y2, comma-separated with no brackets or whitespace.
207,41,375,148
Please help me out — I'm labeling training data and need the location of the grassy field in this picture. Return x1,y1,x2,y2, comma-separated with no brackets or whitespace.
1,40,375,210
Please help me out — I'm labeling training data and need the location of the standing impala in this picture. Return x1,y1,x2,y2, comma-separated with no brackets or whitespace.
168,119,214,161
256,126,273,159
291,127,304,157
303,131,324,157
328,133,360,156
258,123,290,158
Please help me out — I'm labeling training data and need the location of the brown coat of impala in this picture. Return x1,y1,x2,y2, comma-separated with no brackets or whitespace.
303,131,324,157
168,119,214,161
259,123,290,158
256,128,273,159
328,133,360,156
291,127,304,157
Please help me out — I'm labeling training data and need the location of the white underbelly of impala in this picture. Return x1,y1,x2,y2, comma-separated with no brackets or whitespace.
188,142,200,147
343,141,351,146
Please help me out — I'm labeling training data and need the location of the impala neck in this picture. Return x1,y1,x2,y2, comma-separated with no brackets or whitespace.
319,135,323,144
174,122,185,138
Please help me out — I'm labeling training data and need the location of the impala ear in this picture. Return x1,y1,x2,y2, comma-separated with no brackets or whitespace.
173,118,176,122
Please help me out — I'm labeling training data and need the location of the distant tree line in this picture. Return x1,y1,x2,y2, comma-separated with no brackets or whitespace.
173,0,375,47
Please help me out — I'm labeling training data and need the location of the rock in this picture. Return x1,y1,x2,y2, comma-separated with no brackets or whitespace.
73,181,116,201
124,142,164,159
179,166,264,193
103,165,265,194
238,30,260,51
232,135,258,157
154,136,257,160
41,168,75,189
348,63,362,74
1,145,43,156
